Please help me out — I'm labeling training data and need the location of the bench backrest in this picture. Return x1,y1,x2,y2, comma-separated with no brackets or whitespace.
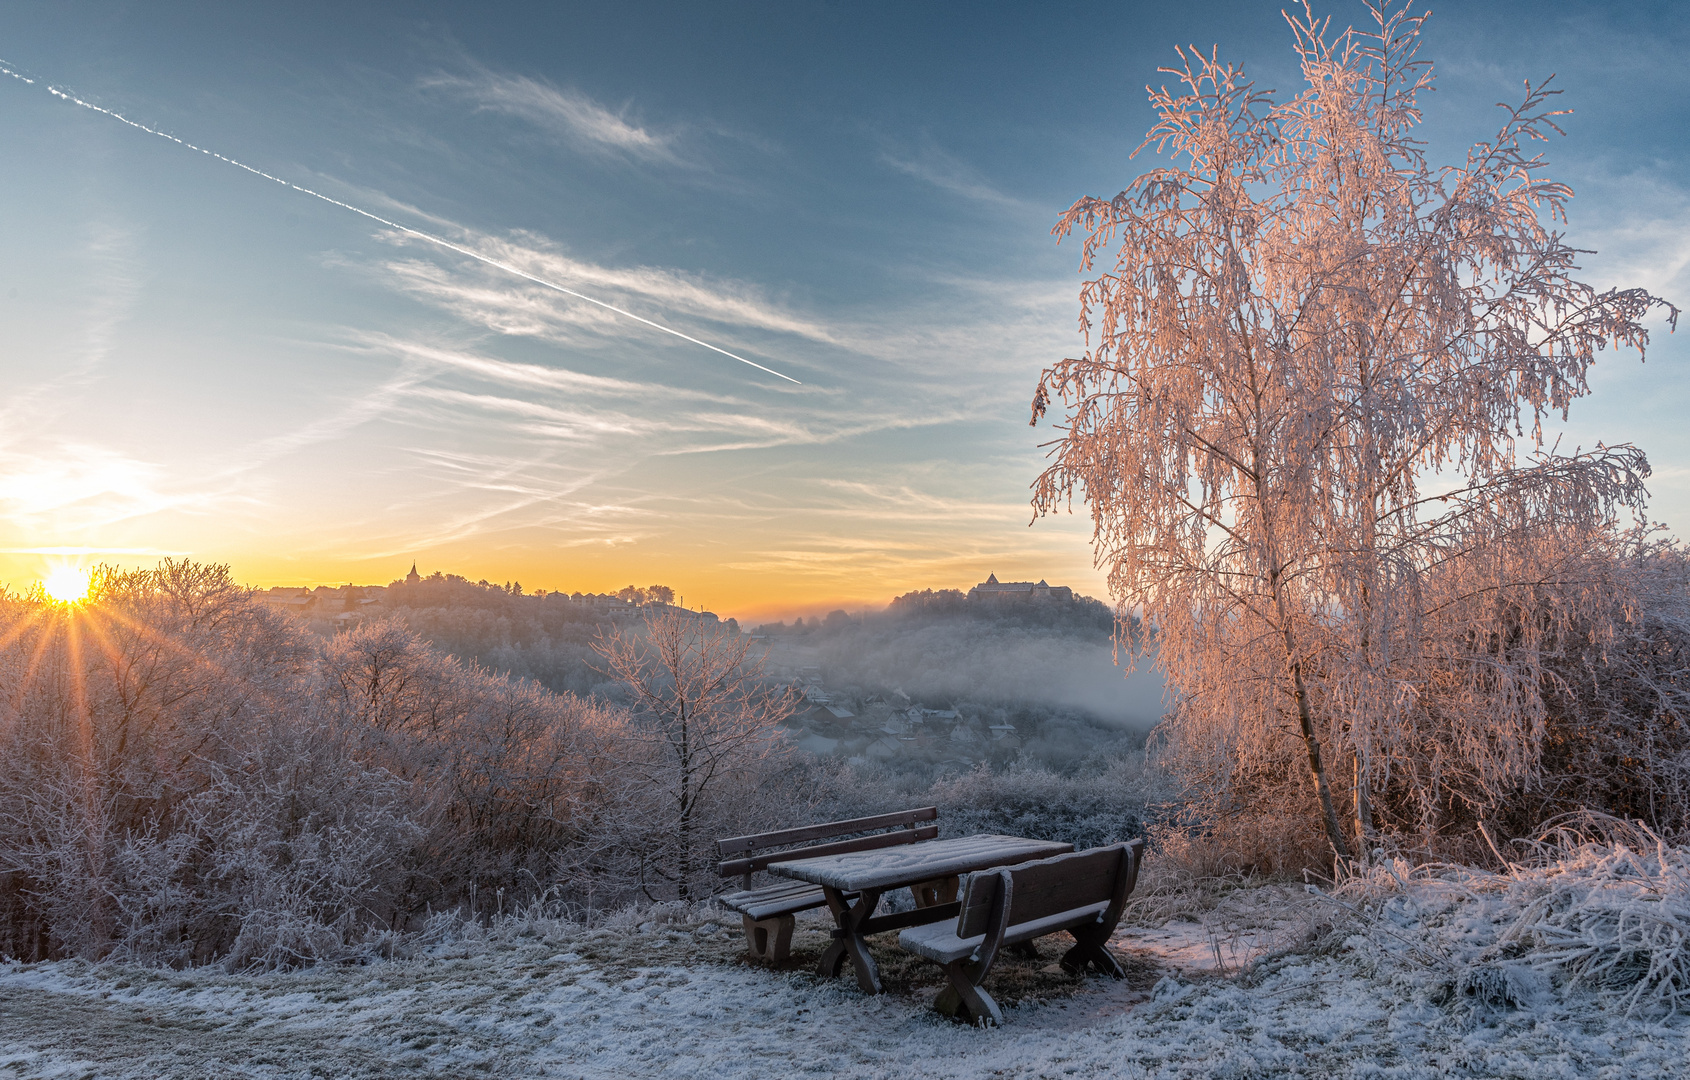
716,806,940,886
956,839,1144,939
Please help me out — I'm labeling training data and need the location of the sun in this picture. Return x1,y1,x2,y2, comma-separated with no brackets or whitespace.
42,566,92,604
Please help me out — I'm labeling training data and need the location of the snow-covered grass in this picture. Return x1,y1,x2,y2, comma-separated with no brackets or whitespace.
4,844,1690,1080
1499,834,1690,1016
1288,821,1690,1022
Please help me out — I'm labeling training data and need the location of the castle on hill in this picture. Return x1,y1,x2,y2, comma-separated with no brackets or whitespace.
966,573,1073,603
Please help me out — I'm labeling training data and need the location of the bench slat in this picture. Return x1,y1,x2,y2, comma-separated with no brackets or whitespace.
719,879,837,921
717,824,938,878
720,879,822,907
716,806,938,856
898,900,1111,964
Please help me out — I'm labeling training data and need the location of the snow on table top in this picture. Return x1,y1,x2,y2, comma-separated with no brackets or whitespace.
766,833,1071,891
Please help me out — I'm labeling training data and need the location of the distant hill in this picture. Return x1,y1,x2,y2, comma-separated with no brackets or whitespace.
753,585,1164,733
262,572,722,698
262,573,1167,769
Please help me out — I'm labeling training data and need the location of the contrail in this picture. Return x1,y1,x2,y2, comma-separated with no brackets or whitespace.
0,60,802,385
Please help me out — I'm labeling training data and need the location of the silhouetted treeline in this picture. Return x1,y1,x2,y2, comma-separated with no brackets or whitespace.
306,573,734,699
755,587,1117,639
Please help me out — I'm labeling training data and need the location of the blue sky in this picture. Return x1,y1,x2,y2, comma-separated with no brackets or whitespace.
1,0,1685,618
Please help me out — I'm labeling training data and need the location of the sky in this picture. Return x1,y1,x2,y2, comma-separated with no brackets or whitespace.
1,1,1686,621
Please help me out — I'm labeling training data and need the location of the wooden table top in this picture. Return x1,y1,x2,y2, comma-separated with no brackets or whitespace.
766,833,1072,892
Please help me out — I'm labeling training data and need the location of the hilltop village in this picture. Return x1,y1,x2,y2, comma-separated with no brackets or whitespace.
253,562,724,626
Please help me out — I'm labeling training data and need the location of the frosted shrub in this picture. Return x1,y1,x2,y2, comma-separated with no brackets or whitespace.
0,562,320,961
1259,819,1690,1019
1127,812,1333,925
317,617,630,913
924,759,1160,849
1499,828,1690,1017
192,720,424,971
0,563,634,966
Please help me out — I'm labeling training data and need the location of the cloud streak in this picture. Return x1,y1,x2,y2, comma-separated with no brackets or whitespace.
421,70,680,163
879,139,1038,213
0,443,209,532
378,234,835,349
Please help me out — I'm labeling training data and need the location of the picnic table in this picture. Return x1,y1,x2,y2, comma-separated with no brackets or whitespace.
768,833,1073,994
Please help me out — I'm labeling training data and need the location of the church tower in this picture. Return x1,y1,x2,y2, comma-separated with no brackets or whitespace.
406,562,420,585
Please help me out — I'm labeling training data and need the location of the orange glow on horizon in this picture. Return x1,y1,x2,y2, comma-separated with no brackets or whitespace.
0,515,1112,625
220,554,1112,626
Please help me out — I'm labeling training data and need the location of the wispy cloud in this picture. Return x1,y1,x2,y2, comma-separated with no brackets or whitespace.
361,335,738,402
364,338,821,451
0,221,143,430
376,230,836,349
879,139,1037,213
0,443,207,531
207,363,430,486
421,69,681,164
366,218,1077,415
206,193,1095,566
1566,171,1690,307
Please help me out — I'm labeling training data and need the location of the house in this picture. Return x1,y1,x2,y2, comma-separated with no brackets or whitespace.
795,704,848,738
255,588,313,611
865,734,903,761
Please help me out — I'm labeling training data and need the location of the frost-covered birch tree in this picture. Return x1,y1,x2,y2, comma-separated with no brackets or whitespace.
1032,2,1677,859
593,611,798,899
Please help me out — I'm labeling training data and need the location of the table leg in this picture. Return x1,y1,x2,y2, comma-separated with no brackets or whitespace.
911,875,959,908
818,885,883,994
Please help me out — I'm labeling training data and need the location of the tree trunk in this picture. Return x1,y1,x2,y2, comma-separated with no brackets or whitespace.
1353,751,1375,851
1261,510,1352,864
677,702,693,902
1284,648,1351,863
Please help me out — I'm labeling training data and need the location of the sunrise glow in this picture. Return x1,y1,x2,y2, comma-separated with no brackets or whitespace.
41,566,91,604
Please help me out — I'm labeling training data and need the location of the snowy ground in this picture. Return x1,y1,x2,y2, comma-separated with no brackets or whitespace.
2,875,1687,1079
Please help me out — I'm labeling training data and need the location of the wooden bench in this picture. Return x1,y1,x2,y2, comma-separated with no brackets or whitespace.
897,839,1144,1025
715,807,941,962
